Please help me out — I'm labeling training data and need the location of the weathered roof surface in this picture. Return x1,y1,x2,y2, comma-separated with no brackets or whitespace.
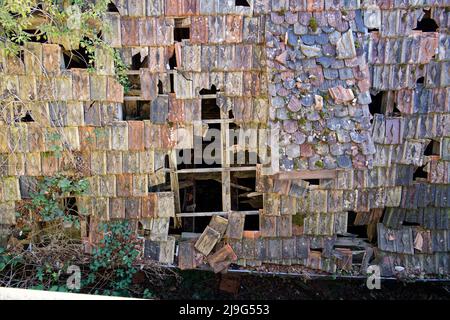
0,0,449,277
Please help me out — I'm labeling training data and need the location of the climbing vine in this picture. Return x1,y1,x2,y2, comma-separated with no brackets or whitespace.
24,174,89,227
83,220,142,296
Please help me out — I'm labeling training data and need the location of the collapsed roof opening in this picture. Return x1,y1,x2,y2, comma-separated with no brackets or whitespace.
157,80,164,94
199,85,218,95
424,139,440,156
368,92,384,116
231,150,259,166
182,216,211,234
194,179,223,212
131,52,144,70
174,18,190,42
235,0,251,6
392,104,401,116
22,30,48,43
416,76,425,84
201,96,220,120
63,49,90,69
346,211,367,238
414,10,439,32
402,221,421,227
231,175,262,211
244,215,259,230
413,165,428,181
169,74,175,93
19,112,35,122
107,2,120,13
64,197,79,217
123,100,150,120
304,179,320,186
168,51,177,70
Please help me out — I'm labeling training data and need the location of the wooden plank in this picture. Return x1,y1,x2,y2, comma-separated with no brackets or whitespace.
176,166,256,174
275,169,337,180
176,210,259,217
168,149,181,227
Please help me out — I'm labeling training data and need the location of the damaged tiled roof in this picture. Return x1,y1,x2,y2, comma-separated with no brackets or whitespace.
1,0,449,278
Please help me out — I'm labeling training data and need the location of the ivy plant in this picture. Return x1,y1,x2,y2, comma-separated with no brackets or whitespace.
84,220,141,296
25,174,89,227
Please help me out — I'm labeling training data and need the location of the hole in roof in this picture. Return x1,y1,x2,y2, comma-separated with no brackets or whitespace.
157,80,164,94
131,52,143,70
199,85,218,95
414,10,438,32
368,92,384,116
107,2,120,13
169,73,175,93
231,174,262,212
244,215,259,230
392,104,401,116
368,28,379,33
413,165,428,181
231,150,259,167
201,98,220,120
194,179,223,213
304,179,320,186
424,139,440,156
235,0,250,6
65,197,79,216
22,30,48,43
169,51,177,70
63,49,89,69
228,109,234,119
174,19,190,42
200,86,220,120
346,211,367,238
416,76,425,84
123,100,150,120
20,112,34,122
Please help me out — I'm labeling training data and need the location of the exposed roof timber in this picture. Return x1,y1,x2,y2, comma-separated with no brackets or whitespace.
176,210,259,217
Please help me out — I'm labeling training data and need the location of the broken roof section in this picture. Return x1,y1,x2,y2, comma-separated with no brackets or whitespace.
0,0,449,278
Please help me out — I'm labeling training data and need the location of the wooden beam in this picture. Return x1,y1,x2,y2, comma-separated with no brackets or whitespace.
176,166,256,174
275,169,337,180
168,150,181,227
214,179,252,192
176,210,259,217
221,109,231,213
202,119,234,124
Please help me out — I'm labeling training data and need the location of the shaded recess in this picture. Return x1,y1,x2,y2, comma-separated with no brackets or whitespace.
414,11,439,32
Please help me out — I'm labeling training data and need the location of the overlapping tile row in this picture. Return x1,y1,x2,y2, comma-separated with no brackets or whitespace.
0,42,175,254
255,0,450,276
265,5,375,171
1,0,450,277
361,1,450,276
105,8,270,126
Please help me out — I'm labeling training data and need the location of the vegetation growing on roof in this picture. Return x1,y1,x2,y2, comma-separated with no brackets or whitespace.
24,174,89,228
0,0,130,92
308,17,318,32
